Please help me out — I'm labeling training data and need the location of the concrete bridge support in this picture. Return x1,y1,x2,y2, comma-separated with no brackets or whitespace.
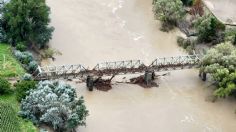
144,70,155,86
86,75,94,91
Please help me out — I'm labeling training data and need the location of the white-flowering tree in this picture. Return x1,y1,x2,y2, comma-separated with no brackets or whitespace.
19,81,89,132
153,0,185,31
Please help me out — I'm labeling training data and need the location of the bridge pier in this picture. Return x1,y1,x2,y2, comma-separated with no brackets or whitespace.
86,75,94,91
199,71,207,81
144,70,155,86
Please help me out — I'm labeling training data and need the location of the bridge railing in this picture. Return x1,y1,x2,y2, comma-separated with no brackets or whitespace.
93,60,144,71
35,64,86,80
149,55,200,71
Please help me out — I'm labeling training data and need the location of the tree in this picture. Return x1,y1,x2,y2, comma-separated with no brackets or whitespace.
194,15,225,43
200,42,236,97
19,81,89,132
153,0,185,31
1,0,54,48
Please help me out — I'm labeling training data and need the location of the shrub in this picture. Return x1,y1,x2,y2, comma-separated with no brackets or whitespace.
177,36,185,46
16,42,27,51
224,28,236,45
190,0,204,16
21,73,33,81
23,52,33,64
19,81,89,132
40,48,62,59
14,50,24,61
194,15,225,43
14,50,34,64
181,0,193,6
153,0,185,31
15,80,37,102
0,77,11,95
28,61,38,73
177,36,196,53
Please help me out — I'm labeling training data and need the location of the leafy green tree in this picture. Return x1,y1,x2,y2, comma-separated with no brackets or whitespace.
194,15,225,43
1,0,54,48
19,81,89,132
200,42,236,97
153,0,185,31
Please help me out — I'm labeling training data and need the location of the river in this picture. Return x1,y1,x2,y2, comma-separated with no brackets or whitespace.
46,0,236,131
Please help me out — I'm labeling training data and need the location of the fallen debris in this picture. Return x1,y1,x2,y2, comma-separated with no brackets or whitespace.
93,77,112,91
130,75,158,88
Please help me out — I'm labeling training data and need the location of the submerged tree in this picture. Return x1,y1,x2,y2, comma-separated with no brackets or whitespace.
19,81,89,132
200,42,236,97
153,0,185,31
1,0,54,48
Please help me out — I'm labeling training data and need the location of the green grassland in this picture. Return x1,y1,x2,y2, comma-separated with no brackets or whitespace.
0,44,37,131
0,44,25,77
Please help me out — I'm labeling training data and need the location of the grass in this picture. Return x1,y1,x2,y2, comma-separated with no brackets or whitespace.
0,94,38,132
0,44,25,77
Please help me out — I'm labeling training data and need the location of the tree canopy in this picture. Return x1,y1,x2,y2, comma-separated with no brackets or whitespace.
200,42,236,97
194,14,225,43
1,0,54,48
19,81,89,132
153,0,185,31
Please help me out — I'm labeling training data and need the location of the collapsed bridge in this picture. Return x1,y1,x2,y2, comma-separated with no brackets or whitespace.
34,54,201,80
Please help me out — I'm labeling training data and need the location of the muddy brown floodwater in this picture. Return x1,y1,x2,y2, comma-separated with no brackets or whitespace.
46,0,236,131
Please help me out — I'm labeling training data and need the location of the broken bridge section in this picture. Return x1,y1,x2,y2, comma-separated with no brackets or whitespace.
34,54,201,81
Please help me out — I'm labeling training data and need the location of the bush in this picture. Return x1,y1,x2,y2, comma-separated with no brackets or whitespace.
194,15,225,43
28,61,38,73
21,73,33,81
14,50,33,64
224,28,236,45
0,78,11,95
16,42,27,51
177,36,196,53
181,0,193,6
153,0,185,31
15,80,37,102
19,81,89,132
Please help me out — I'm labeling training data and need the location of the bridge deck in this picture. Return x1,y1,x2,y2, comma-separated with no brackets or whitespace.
35,55,200,80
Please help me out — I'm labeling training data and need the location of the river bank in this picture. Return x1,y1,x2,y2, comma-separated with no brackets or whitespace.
46,0,236,131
